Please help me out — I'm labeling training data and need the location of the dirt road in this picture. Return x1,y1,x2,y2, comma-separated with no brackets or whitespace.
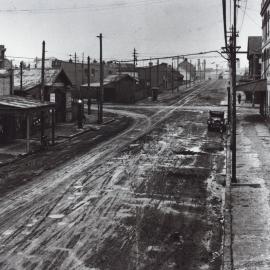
0,80,227,270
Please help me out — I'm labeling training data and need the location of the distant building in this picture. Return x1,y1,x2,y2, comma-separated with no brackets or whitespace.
81,74,146,103
33,57,118,87
136,62,183,93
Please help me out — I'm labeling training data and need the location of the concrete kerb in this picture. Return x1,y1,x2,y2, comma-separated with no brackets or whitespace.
222,129,233,270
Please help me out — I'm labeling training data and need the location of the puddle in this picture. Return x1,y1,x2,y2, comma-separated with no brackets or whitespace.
2,229,14,236
48,214,65,219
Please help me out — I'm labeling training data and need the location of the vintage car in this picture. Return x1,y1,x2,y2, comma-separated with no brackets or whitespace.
207,110,226,132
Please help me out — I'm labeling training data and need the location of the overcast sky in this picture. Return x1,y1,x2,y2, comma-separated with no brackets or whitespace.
0,0,261,68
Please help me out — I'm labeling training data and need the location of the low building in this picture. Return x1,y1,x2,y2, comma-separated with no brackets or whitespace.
136,63,183,93
0,95,55,151
81,74,145,103
33,57,118,87
13,68,72,122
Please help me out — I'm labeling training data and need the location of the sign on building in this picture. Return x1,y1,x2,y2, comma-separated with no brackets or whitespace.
50,93,55,103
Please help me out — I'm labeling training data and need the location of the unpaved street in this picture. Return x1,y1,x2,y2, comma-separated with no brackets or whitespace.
0,80,227,270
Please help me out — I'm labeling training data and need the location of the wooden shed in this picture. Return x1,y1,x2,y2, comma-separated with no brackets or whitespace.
80,74,145,103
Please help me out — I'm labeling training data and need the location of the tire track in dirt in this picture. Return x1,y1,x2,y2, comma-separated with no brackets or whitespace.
0,81,217,269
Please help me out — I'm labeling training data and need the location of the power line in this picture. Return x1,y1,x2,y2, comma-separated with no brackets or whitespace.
116,50,228,63
0,0,173,14
239,0,248,33
239,8,261,27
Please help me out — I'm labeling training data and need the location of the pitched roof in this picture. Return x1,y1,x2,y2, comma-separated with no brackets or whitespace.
82,74,136,88
13,68,70,91
247,36,262,58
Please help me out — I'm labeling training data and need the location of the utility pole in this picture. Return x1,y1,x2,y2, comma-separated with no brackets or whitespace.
177,56,180,91
190,59,192,87
97,33,103,124
149,59,152,92
10,60,13,95
74,52,77,91
41,41,45,143
20,61,23,91
87,56,91,115
82,53,84,85
171,59,174,93
185,58,188,88
198,59,201,82
133,48,137,103
231,0,237,183
156,59,159,88
41,40,45,102
166,63,168,89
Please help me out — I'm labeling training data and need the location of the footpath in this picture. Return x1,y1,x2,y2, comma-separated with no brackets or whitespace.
224,104,270,269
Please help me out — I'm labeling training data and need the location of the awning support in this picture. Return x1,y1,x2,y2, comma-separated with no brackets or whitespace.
51,109,55,145
26,114,30,153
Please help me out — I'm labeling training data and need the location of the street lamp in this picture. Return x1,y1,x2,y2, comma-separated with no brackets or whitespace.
77,99,83,129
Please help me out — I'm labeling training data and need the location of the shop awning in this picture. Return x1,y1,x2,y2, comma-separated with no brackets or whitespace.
0,95,55,115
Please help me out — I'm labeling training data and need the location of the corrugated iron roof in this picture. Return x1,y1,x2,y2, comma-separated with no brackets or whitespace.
0,95,54,110
13,68,61,91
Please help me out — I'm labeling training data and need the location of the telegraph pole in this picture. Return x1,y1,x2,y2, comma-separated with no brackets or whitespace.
133,48,137,102
190,59,192,87
156,59,159,88
87,56,91,115
198,59,201,82
171,59,174,93
177,56,180,91
149,59,152,92
20,61,23,91
74,52,77,91
41,41,45,143
41,40,45,102
185,59,188,88
97,33,103,124
231,0,237,183
81,53,84,85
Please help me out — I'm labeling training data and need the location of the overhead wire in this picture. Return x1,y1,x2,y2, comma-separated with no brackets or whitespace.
239,7,261,27
0,0,174,14
239,0,248,33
